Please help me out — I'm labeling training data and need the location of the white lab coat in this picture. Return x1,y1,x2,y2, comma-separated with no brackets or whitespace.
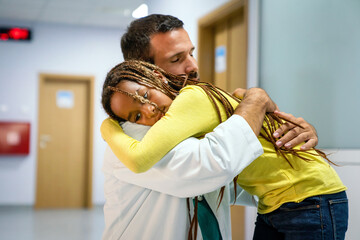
102,115,263,240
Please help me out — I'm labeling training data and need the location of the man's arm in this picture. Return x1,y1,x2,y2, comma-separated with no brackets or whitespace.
232,87,318,149
101,86,272,174
104,115,263,198
104,86,275,198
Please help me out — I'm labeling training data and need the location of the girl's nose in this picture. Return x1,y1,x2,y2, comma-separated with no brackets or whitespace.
142,103,156,118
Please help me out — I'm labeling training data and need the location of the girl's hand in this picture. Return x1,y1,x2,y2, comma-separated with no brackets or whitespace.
273,111,318,150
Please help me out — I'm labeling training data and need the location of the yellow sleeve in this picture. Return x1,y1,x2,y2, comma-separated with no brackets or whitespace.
100,85,237,173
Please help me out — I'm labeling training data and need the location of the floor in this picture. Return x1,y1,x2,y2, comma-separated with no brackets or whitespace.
0,205,104,240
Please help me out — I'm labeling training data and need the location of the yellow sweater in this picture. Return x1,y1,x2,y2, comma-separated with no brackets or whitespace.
101,85,346,213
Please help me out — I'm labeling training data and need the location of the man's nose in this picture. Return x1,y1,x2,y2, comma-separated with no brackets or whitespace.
185,56,198,75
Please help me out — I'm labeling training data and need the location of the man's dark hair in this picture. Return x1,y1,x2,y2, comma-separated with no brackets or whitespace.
121,14,184,63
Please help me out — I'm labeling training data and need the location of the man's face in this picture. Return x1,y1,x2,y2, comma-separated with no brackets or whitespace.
149,28,199,80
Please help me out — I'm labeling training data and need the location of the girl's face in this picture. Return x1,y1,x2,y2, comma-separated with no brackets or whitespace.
110,80,173,126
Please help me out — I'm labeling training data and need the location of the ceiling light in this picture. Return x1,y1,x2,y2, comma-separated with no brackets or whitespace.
132,4,148,19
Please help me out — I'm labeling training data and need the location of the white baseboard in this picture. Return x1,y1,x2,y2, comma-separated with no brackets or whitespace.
323,149,360,165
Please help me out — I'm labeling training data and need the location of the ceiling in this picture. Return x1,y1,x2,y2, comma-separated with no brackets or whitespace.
0,0,147,29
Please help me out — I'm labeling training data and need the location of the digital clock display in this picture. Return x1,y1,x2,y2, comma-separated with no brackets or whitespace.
0,27,32,41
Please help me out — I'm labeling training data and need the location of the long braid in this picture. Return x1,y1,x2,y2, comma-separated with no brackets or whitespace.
102,60,335,240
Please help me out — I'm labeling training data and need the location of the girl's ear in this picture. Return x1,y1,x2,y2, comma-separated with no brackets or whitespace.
153,70,168,84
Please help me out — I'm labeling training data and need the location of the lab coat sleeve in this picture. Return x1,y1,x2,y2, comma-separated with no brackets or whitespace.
104,115,263,198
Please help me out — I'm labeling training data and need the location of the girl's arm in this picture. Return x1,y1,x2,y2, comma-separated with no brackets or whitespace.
101,85,237,173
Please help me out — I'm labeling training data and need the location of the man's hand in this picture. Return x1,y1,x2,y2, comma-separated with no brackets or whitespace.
273,111,318,150
232,88,247,99
232,87,318,150
233,88,278,112
233,88,278,136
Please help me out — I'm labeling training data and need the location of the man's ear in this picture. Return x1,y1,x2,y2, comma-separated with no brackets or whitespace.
153,70,168,84
153,70,162,79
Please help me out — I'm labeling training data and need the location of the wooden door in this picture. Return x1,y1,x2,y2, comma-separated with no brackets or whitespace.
198,1,248,239
198,0,248,91
35,74,94,208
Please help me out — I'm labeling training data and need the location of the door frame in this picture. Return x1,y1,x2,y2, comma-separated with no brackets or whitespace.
35,73,94,208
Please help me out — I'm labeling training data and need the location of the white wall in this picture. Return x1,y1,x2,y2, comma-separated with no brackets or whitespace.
259,0,360,149
0,21,124,204
0,0,232,206
259,0,360,239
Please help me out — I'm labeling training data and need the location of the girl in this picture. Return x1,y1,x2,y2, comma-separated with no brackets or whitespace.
101,60,348,240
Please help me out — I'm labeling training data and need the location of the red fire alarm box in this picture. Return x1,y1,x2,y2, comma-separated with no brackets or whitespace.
0,122,30,155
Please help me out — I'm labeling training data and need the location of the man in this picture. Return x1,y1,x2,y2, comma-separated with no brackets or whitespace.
120,14,317,150
102,14,319,239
